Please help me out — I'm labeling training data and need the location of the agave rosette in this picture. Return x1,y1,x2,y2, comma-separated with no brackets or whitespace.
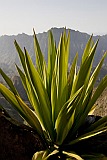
0,29,107,160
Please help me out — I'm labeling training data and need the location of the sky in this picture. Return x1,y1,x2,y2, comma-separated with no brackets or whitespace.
0,0,107,36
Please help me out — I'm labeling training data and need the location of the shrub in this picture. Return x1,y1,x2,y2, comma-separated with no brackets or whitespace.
0,29,107,159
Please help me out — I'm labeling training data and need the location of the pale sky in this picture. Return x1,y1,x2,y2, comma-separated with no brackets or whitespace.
0,0,107,35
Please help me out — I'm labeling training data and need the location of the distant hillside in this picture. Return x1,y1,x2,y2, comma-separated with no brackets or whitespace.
0,27,107,78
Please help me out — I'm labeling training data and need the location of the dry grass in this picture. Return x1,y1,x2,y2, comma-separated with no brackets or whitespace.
94,88,107,117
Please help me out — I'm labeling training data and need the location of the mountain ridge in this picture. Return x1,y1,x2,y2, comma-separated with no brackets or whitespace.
0,27,107,77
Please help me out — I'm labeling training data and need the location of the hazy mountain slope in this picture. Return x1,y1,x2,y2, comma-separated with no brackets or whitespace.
0,27,107,74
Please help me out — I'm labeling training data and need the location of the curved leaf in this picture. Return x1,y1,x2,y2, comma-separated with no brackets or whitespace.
63,151,83,160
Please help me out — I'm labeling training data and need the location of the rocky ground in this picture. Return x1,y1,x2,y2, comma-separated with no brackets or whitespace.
0,109,45,160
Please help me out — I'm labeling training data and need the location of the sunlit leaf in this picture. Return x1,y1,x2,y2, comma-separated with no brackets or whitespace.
63,151,83,160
